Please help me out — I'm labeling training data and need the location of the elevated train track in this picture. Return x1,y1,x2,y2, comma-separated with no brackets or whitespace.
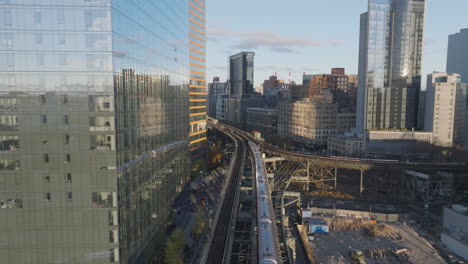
205,121,282,263
206,118,467,263
205,132,246,264
208,118,467,172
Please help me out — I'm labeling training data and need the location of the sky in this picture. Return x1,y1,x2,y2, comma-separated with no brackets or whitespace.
205,0,468,89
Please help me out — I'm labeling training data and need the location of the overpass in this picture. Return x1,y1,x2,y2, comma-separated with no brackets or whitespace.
208,118,467,203
208,118,466,171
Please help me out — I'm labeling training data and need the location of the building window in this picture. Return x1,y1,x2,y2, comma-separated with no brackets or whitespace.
57,9,65,24
65,173,72,183
43,154,49,163
0,160,20,170
90,135,114,150
65,134,70,144
41,115,47,124
92,192,114,208
43,176,50,183
4,10,12,26
66,192,72,201
84,11,92,28
64,154,71,163
59,55,67,65
0,115,18,130
58,33,66,45
35,33,43,44
34,10,42,24
37,54,45,65
108,210,118,226
0,135,19,151
44,192,51,201
63,95,68,104
109,230,117,243
0,198,23,209
109,248,118,262
86,55,93,67
64,115,69,125
7,54,14,67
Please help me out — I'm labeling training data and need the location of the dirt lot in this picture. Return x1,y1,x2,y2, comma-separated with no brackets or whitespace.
308,221,445,264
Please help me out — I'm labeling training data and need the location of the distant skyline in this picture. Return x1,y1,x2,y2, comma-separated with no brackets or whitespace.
206,0,468,88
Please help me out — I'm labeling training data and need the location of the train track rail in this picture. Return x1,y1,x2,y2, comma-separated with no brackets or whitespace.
206,135,246,264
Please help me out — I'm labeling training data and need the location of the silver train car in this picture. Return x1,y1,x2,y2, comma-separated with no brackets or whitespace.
249,142,280,264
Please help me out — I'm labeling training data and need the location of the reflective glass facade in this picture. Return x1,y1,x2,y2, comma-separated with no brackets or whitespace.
0,0,193,263
229,52,255,98
356,0,425,131
188,0,207,155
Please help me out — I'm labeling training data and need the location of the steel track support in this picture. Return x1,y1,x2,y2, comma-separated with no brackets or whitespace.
334,167,337,190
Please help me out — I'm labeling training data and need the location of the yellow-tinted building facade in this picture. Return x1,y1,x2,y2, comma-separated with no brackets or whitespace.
188,0,208,157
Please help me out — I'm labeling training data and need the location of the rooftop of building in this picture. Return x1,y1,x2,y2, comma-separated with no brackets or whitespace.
328,133,363,140
308,218,328,225
246,107,277,113
367,129,432,135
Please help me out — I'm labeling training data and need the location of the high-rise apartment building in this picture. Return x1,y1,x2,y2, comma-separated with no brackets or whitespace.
424,73,468,147
188,0,207,157
229,52,255,97
0,1,204,263
447,28,468,83
356,0,425,132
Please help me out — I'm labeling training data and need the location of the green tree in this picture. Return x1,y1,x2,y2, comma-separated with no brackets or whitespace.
144,230,166,263
164,228,186,264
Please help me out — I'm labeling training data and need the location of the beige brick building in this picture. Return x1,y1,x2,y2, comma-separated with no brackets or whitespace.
277,97,355,145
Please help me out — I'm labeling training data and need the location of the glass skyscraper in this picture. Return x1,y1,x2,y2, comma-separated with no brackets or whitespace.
0,0,204,263
229,52,255,98
447,28,468,84
356,0,425,132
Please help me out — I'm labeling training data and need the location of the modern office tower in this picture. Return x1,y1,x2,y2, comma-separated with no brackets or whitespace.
0,1,201,263
226,52,256,128
188,0,208,157
356,0,425,132
229,52,255,97
447,28,468,83
226,96,266,129
208,78,229,118
425,73,468,147
215,93,229,121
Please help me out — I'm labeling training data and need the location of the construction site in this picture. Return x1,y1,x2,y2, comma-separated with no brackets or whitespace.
298,214,445,264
